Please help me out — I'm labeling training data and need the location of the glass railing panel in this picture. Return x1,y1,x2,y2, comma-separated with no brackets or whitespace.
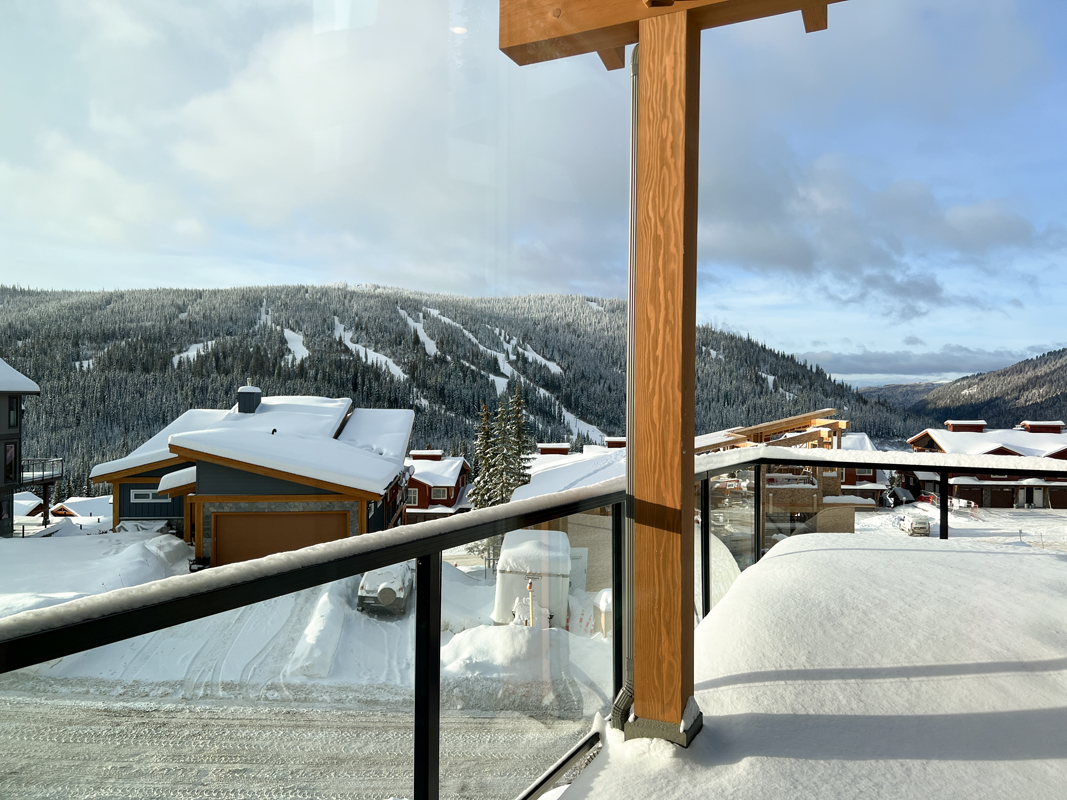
439,505,614,800
0,555,416,798
703,472,750,612
693,482,703,626
762,464,866,553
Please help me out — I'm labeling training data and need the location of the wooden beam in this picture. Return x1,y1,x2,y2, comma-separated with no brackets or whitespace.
801,3,828,32
597,45,626,70
183,497,192,544
92,457,189,484
500,0,847,66
112,485,120,532
632,8,700,728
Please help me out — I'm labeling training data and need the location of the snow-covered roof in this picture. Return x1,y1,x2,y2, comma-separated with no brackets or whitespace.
409,449,444,457
945,419,987,426
13,491,43,516
91,396,353,480
497,528,572,576
158,466,196,495
0,357,40,395
52,496,112,517
949,476,1063,487
1021,420,1064,426
168,427,407,496
406,456,467,487
694,428,745,452
912,471,940,482
511,445,626,502
335,408,414,467
839,432,877,451
91,409,231,479
909,427,1067,459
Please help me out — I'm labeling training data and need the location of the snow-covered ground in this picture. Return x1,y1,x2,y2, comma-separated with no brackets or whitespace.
856,501,1067,550
334,316,407,379
0,530,613,713
563,520,1067,800
171,339,213,368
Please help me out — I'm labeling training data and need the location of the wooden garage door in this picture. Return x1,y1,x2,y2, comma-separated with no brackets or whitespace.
956,488,983,507
1049,488,1067,509
213,511,349,566
990,488,1014,509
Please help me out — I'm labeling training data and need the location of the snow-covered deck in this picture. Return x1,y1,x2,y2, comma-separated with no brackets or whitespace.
563,532,1067,799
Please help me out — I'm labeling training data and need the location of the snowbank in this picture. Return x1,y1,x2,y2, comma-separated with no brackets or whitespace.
563,532,1067,799
0,532,192,618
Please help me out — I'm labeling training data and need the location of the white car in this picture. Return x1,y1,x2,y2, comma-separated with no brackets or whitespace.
898,515,931,537
356,561,414,616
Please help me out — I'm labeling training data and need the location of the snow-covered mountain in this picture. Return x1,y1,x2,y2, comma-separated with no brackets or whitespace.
0,284,928,492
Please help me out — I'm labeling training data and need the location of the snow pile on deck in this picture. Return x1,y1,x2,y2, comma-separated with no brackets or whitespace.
564,532,1067,800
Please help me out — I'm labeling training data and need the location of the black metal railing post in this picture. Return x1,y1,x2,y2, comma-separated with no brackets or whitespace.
611,501,624,700
700,478,710,618
753,464,763,560
414,552,442,800
939,471,949,540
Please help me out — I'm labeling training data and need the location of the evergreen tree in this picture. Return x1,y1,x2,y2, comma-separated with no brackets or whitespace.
468,402,494,509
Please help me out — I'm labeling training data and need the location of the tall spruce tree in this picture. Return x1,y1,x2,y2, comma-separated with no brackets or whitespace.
468,402,495,509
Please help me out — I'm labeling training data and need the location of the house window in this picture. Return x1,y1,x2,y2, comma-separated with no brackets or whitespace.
431,487,449,500
856,469,873,477
8,397,17,429
3,443,15,484
406,488,419,505
130,489,164,503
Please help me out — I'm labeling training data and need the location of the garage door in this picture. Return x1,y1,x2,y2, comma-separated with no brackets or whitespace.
956,488,983,507
990,488,1014,509
213,511,349,566
1049,488,1067,509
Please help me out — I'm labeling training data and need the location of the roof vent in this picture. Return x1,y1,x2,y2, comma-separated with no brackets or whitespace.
537,443,570,456
237,384,262,414
604,437,626,449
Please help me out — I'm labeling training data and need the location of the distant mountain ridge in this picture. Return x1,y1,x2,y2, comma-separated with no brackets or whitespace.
859,381,945,409
0,284,933,493
911,349,1067,428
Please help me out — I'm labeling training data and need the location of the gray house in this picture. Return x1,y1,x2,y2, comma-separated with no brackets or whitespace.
1,358,41,538
94,387,414,566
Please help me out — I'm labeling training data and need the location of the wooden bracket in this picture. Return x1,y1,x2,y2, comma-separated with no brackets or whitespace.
802,4,828,32
597,45,627,70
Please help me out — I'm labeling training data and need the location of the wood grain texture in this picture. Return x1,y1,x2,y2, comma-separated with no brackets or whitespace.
597,45,626,70
183,499,192,544
802,3,828,32
167,445,380,501
112,486,120,532
500,0,846,65
632,8,699,726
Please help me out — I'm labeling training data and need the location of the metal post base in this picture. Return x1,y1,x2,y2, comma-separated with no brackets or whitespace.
624,710,703,748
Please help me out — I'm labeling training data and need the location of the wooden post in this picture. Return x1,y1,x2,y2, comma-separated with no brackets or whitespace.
183,497,192,545
112,484,120,531
630,9,700,742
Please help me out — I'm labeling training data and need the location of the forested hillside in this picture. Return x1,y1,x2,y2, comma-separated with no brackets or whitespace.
859,381,943,409
909,349,1067,428
0,284,928,495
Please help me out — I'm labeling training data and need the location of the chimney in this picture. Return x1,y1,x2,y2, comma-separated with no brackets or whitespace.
237,384,262,414
944,420,985,433
410,449,444,461
537,443,570,456
1021,420,1064,434
604,437,626,449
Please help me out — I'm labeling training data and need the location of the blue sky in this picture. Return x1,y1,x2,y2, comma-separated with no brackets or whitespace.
1,0,1065,387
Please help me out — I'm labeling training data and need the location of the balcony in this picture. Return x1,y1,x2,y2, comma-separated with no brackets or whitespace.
20,457,63,487
2,446,1067,797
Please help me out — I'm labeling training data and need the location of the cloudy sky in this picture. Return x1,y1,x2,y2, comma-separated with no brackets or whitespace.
1,0,1065,387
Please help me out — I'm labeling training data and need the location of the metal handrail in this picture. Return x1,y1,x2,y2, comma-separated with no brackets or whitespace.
19,456,64,484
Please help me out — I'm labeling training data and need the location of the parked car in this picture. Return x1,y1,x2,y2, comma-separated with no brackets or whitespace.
357,561,414,616
898,515,931,537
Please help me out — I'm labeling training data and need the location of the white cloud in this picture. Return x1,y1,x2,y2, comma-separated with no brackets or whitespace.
0,133,176,245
